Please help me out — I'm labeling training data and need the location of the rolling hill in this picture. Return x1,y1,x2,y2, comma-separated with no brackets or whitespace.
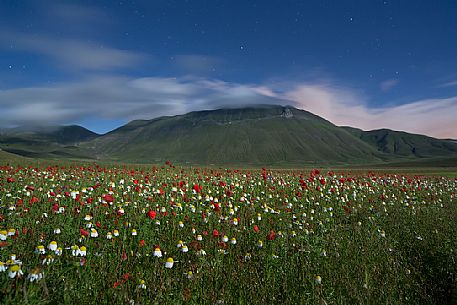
0,125,98,159
343,127,457,158
85,105,384,165
1,105,456,166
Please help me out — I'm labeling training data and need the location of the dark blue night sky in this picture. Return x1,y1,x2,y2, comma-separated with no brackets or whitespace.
1,1,457,138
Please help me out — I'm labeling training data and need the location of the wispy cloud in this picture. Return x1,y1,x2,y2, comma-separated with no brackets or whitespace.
284,83,457,139
438,79,457,88
173,55,223,75
0,30,145,71
0,77,282,129
0,76,456,139
379,78,399,92
46,3,108,24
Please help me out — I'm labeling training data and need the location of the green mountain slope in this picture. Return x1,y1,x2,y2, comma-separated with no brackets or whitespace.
1,125,99,144
1,105,456,166
86,105,385,165
0,125,98,159
0,149,29,162
343,127,457,158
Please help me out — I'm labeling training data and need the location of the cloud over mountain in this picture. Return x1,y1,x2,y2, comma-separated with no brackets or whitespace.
1,76,456,139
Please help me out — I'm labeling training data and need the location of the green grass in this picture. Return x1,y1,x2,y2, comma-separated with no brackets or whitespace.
0,161,457,304
0,150,28,162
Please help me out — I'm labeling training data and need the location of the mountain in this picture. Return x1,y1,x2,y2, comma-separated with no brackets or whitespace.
0,125,98,144
343,127,457,158
0,149,29,162
85,105,384,165
0,125,98,159
1,105,456,166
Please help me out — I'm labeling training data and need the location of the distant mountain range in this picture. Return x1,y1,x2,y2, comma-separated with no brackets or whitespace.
1,105,456,166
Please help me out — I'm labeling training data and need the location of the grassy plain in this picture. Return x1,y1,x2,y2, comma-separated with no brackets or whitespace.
0,158,456,304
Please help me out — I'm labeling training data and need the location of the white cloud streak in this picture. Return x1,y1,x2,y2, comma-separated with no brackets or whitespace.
0,77,456,139
379,78,399,92
0,77,283,128
46,3,108,24
173,54,222,74
439,79,457,88
285,83,457,139
0,31,145,71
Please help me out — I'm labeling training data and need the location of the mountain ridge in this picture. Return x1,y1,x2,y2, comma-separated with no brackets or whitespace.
1,105,456,166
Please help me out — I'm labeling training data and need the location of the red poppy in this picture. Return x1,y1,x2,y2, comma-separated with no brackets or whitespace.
147,210,157,219
79,228,89,236
192,184,202,193
266,230,276,241
103,194,114,203
212,229,220,237
218,241,228,249
253,225,260,233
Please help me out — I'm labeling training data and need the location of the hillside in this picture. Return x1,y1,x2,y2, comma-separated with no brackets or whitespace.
1,105,456,166
85,105,386,165
0,125,98,159
343,127,457,158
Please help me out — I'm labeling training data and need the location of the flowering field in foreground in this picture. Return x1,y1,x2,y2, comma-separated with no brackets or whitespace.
0,163,457,304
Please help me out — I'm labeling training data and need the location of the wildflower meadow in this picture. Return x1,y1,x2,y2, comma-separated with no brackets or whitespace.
1,162,457,304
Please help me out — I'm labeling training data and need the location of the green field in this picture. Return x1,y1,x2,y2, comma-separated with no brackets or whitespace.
1,159,457,304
